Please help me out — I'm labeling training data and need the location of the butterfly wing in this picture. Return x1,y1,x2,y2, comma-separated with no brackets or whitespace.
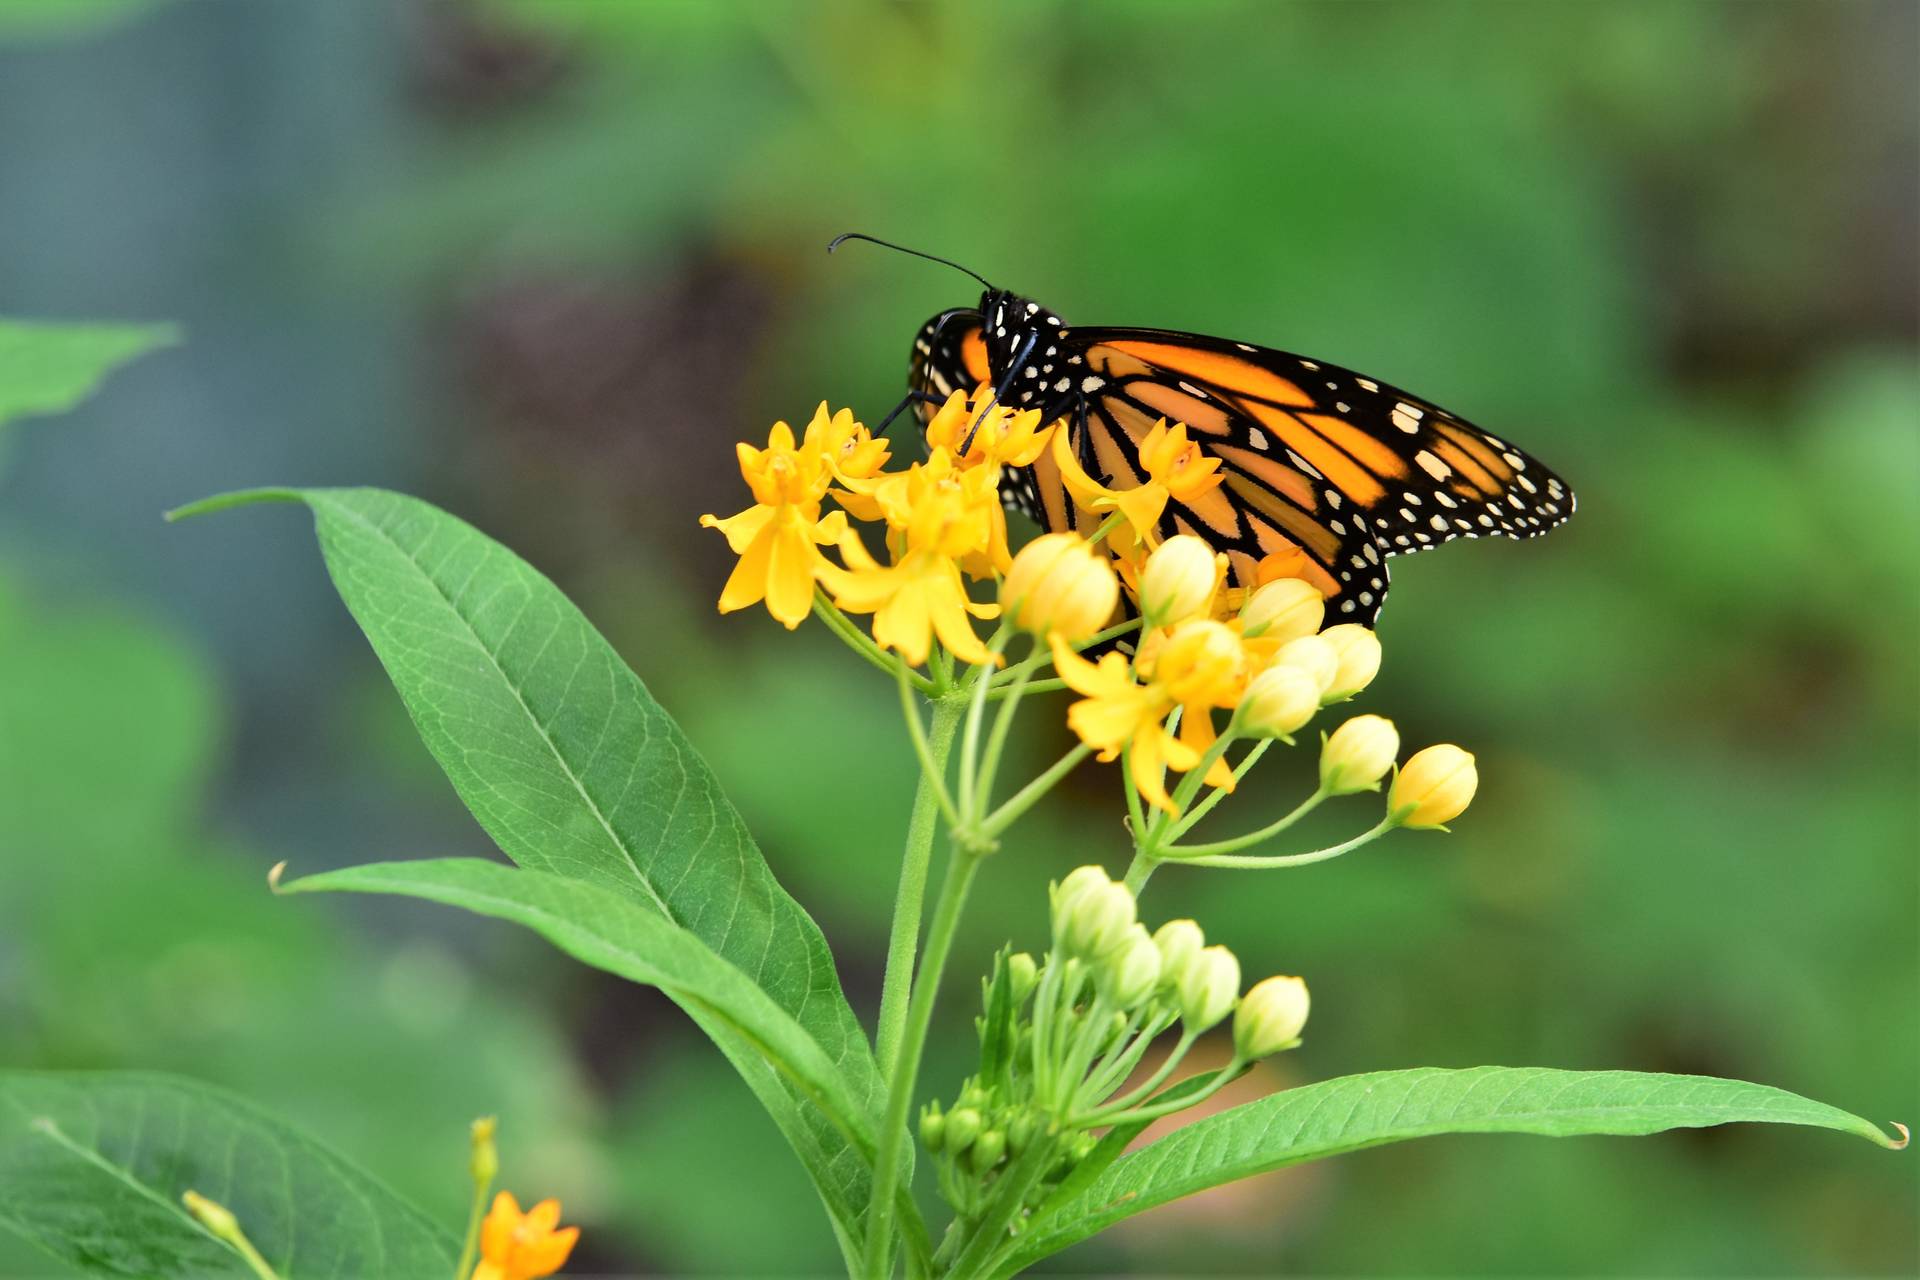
1066,327,1576,622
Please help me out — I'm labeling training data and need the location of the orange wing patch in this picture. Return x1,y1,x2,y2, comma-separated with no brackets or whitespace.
1102,340,1315,408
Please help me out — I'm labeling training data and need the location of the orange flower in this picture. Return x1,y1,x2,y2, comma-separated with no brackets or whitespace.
1050,417,1224,550
921,385,1055,469
473,1192,578,1280
701,417,848,628
1050,635,1200,813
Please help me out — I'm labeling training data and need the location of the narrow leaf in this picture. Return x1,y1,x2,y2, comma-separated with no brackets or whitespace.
0,1072,455,1279
0,319,178,429
171,487,887,1254
280,859,874,1153
1000,1066,1904,1273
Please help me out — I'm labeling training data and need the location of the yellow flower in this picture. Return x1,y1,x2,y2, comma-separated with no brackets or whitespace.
700,418,848,629
921,385,1055,469
1319,714,1400,795
1050,634,1197,813
1239,577,1324,642
1318,623,1384,701
1236,664,1321,740
1389,744,1478,828
823,536,998,667
1000,533,1119,641
474,1192,579,1280
1147,619,1249,792
803,402,890,481
1050,417,1224,548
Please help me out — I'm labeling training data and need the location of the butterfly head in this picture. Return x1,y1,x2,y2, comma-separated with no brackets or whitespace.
978,290,1075,412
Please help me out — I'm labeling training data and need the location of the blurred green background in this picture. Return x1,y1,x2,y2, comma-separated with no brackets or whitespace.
1,1,1915,1275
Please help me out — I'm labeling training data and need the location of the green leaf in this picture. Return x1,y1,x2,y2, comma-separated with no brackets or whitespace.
1000,1067,1905,1273
0,320,178,429
279,858,876,1155
169,487,889,1260
0,1071,455,1278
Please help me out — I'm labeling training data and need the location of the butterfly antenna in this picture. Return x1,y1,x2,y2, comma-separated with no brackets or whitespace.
827,232,993,290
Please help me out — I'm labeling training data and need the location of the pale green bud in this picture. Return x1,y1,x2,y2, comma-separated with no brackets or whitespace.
1318,623,1382,701
943,1107,983,1155
1177,945,1241,1032
1050,865,1112,949
1098,925,1162,1008
970,1129,1007,1174
919,1104,945,1151
1061,880,1138,961
1150,919,1205,991
1006,952,1039,1004
1233,975,1310,1059
1007,1111,1040,1155
1319,714,1399,795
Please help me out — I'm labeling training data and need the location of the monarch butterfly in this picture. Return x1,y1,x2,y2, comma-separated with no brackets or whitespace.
834,235,1576,626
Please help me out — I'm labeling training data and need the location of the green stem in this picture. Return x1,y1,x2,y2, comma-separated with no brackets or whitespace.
1121,849,1155,896
875,695,966,1075
453,1174,489,1280
957,631,1009,822
816,594,934,693
944,1137,1059,1277
980,743,1092,837
1166,740,1272,841
1167,815,1397,869
863,850,984,1278
975,643,1045,806
1162,786,1331,858
1094,1060,1250,1126
896,660,961,828
1079,1026,1194,1120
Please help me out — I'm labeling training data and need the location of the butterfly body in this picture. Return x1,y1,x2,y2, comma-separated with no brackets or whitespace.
910,289,1575,626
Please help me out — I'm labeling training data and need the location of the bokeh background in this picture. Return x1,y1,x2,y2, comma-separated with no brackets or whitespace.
2,1,1915,1275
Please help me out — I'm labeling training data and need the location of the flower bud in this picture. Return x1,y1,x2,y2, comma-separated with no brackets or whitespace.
969,1129,1007,1174
1177,945,1241,1032
919,1103,945,1151
1097,924,1162,1008
1155,620,1245,706
1273,634,1338,694
1318,623,1382,701
1001,533,1119,642
1005,952,1038,1004
1236,664,1320,739
1233,975,1310,1059
1006,1111,1040,1155
469,1116,499,1186
1150,919,1205,991
1389,744,1478,828
1319,714,1399,795
1138,535,1221,626
1060,878,1138,961
1050,866,1111,950
1239,578,1323,642
943,1106,983,1155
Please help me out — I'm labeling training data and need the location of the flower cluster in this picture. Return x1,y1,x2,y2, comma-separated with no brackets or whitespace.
919,867,1307,1244
701,391,1053,665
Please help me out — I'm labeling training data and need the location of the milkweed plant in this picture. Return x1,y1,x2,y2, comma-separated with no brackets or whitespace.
2,356,1905,1280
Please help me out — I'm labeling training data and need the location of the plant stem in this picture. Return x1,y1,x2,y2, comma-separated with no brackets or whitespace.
1162,786,1331,858
863,849,984,1278
1168,815,1397,869
980,743,1092,837
875,694,965,1075
815,594,934,694
896,660,961,828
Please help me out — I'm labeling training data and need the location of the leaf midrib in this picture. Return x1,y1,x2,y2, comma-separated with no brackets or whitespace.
328,494,675,921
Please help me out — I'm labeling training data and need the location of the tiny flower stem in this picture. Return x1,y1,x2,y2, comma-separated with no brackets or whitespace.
863,848,983,1279
975,641,1046,809
1166,813,1397,869
896,659,962,829
1119,745,1147,842
1087,1059,1250,1127
1078,1025,1197,1122
814,593,934,694
1166,740,1273,841
1161,785,1331,859
875,692,966,1075
979,742,1092,838
957,628,1011,822
453,1117,497,1280
944,1137,1059,1277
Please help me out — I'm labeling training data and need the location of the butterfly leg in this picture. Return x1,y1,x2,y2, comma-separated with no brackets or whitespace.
959,331,1039,455
874,389,944,437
